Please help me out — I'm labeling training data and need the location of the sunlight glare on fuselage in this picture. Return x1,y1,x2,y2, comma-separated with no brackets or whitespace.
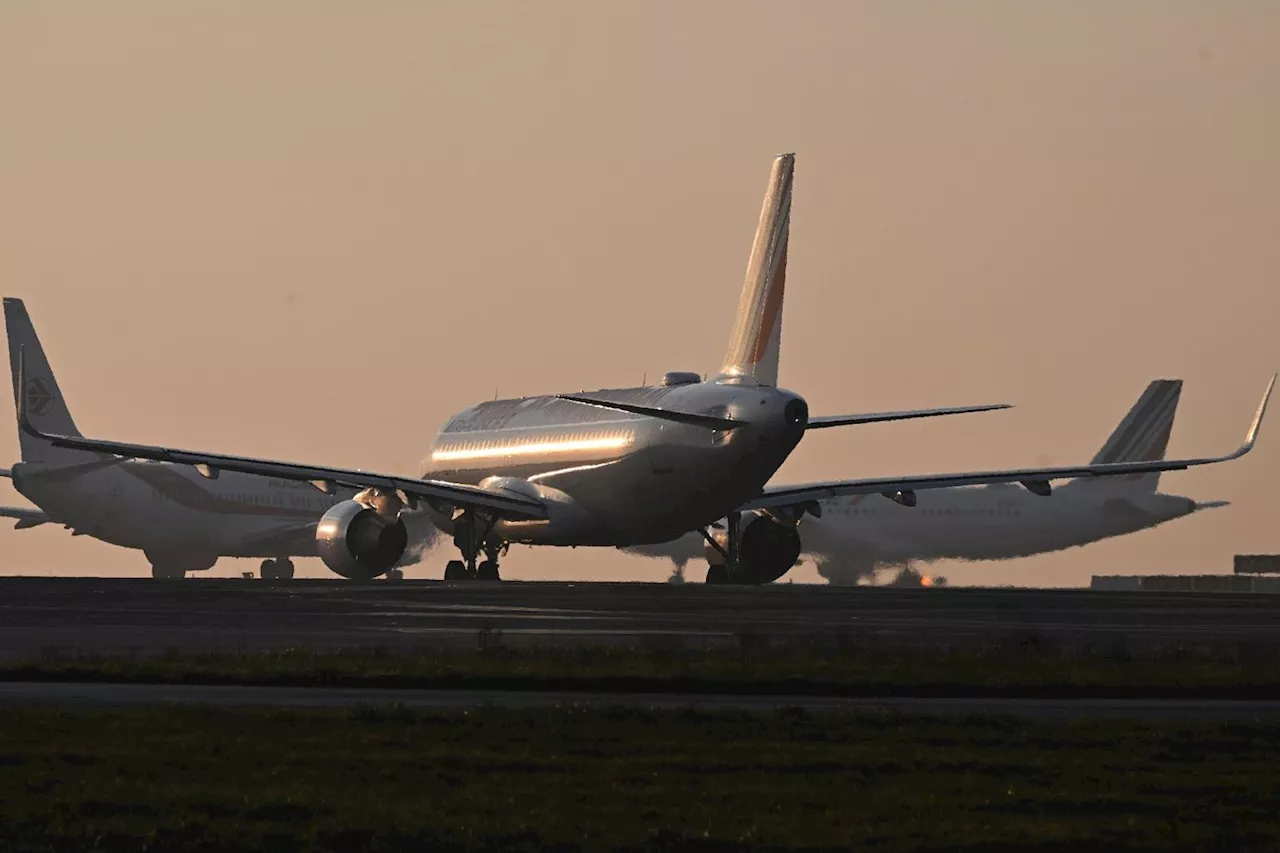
430,432,634,463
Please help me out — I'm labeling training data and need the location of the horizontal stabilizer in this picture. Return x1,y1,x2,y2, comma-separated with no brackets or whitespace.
0,505,50,528
808,403,1011,429
556,395,743,431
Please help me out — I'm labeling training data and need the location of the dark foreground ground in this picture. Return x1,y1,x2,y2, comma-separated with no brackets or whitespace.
8,681,1280,719
2,705,1278,852
4,579,1280,850
4,576,1280,658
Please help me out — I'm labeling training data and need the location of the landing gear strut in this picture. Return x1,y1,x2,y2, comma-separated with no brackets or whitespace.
260,558,295,580
444,510,506,581
699,512,741,584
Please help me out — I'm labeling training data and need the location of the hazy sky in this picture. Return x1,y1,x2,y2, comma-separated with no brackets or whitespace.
1,2,1277,584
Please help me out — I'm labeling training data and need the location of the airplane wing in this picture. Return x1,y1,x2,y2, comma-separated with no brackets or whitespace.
744,375,1273,513
15,349,545,520
0,506,51,529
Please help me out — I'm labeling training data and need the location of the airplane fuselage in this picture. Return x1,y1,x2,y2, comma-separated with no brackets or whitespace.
627,483,1202,573
419,380,808,546
11,456,350,565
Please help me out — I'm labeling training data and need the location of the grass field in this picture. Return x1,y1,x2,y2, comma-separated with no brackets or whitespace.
1,706,1277,852
7,642,1280,698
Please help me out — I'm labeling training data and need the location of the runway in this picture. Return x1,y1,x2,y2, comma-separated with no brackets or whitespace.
2,576,1280,658
4,680,1280,719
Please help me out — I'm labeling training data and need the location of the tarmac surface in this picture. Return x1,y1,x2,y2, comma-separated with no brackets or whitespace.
2,576,1280,657
3,680,1280,719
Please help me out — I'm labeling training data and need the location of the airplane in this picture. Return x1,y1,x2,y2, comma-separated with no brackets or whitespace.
0,297,438,579
11,153,1274,585
625,378,1236,584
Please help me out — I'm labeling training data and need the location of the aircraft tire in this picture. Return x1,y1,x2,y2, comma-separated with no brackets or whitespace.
476,560,500,581
705,564,729,585
443,560,467,581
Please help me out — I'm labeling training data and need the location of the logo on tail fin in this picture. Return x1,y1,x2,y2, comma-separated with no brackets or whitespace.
24,378,53,417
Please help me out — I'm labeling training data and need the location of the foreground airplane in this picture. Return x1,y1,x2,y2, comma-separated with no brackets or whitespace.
0,298,440,579
13,154,1274,584
627,378,1233,583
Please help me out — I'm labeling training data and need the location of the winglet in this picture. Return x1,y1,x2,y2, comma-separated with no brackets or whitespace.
1237,373,1274,457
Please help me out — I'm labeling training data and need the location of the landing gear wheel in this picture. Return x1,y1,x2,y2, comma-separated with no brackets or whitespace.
444,560,467,581
385,568,404,581
277,559,295,580
261,559,278,579
476,560,500,581
705,564,730,585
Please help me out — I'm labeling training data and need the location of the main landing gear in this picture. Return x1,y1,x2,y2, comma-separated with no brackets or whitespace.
260,558,295,580
443,510,507,581
700,512,740,585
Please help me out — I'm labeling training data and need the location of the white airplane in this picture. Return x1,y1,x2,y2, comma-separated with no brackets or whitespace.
10,154,1274,585
626,378,1234,583
0,298,437,579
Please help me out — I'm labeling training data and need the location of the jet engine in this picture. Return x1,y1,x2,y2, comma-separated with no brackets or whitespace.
315,488,409,579
705,513,802,584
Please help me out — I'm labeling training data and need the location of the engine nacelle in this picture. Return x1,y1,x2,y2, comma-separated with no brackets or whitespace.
315,499,409,580
704,513,802,584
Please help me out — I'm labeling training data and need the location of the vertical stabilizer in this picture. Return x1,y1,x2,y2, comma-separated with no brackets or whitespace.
719,153,793,386
1075,379,1182,494
4,298,85,463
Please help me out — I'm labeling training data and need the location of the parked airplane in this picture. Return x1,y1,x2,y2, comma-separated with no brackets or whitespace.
13,154,1273,584
0,298,439,579
626,378,1233,583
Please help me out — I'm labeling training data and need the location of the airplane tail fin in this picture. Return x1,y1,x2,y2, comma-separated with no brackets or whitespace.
719,153,793,387
4,298,86,464
1069,379,1182,495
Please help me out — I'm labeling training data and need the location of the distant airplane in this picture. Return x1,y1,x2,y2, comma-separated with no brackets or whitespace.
12,154,1273,584
0,298,441,579
626,379,1234,584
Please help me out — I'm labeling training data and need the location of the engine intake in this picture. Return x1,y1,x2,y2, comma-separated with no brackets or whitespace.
315,499,409,579
704,513,802,584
